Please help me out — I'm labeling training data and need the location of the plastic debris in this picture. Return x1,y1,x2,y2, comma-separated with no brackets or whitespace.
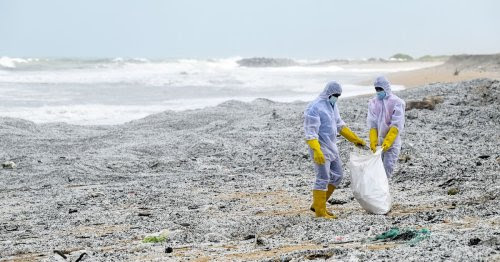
374,228,400,240
143,235,167,243
2,161,16,169
373,227,430,245
143,230,168,243
447,188,460,195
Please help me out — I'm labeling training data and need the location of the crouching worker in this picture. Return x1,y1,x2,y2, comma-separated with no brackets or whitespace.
367,76,406,178
304,81,366,219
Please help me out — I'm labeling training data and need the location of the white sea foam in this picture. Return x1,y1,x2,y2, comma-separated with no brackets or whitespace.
0,57,30,68
0,86,405,125
0,104,173,125
0,58,437,125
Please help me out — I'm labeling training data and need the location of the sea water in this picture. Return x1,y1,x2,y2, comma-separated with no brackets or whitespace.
0,57,437,125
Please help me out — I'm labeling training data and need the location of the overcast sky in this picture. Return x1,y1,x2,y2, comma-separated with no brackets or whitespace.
1,0,499,59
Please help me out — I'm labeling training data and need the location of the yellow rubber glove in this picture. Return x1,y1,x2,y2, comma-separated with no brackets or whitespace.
306,139,325,165
382,126,399,151
369,128,378,153
339,126,366,146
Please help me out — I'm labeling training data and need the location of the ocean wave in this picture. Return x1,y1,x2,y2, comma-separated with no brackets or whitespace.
237,57,299,67
0,56,423,126
0,57,32,68
112,57,150,63
0,84,407,125
0,60,347,86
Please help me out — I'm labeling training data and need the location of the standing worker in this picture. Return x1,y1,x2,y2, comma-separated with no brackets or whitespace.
367,76,406,177
304,81,366,219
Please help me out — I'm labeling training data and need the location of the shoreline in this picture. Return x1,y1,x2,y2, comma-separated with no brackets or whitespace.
0,59,443,126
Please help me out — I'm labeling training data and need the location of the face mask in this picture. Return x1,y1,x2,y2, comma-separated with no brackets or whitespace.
376,91,386,100
329,96,338,105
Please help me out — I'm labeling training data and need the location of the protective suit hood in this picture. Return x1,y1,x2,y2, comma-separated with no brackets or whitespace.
374,76,392,95
319,81,343,99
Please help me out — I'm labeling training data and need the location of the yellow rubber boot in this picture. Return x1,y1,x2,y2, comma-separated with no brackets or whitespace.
310,184,335,216
312,190,337,219
382,126,399,151
369,128,378,153
340,126,366,146
326,184,336,200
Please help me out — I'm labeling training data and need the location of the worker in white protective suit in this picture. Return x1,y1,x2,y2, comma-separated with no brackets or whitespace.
304,81,366,219
367,76,406,178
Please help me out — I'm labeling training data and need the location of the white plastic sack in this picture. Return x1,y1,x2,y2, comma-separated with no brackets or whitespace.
348,147,391,214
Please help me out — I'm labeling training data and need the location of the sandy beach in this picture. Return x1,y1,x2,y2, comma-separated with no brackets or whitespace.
1,71,498,261
386,54,500,88
387,66,500,88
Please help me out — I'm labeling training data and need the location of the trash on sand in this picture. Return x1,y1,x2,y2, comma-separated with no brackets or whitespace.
447,188,460,195
468,238,481,246
143,235,167,243
75,252,87,262
373,227,430,245
53,250,67,259
2,161,16,169
143,230,168,243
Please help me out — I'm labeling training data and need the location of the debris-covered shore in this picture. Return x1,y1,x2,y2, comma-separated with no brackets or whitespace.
0,79,498,261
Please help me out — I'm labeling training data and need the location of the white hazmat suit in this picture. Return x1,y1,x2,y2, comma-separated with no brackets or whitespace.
304,81,346,190
367,76,406,177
